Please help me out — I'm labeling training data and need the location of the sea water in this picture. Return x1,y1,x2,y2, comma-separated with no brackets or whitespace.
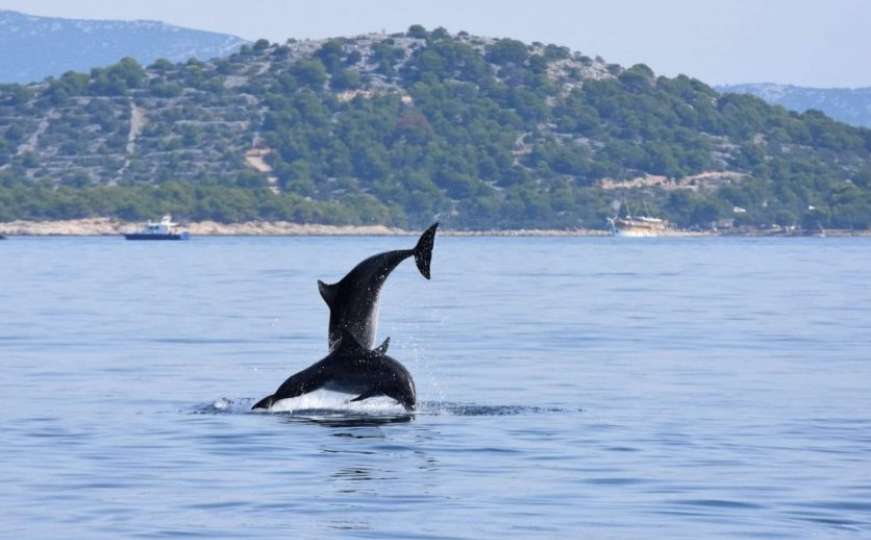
1,236,869,539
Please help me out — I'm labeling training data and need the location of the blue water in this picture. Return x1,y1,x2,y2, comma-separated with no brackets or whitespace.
2,236,870,539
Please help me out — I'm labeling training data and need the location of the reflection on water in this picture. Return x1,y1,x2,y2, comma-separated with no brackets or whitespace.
1,237,871,539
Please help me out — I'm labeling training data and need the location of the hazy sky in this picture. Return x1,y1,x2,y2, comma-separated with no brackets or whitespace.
2,0,869,87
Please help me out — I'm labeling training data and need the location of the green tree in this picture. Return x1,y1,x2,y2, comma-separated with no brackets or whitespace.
407,25,428,39
485,39,529,65
291,59,328,89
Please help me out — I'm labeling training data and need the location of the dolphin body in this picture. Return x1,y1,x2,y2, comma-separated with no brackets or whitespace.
318,223,438,351
251,330,416,410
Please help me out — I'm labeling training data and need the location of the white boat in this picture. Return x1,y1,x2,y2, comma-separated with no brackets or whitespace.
124,215,189,241
608,215,671,237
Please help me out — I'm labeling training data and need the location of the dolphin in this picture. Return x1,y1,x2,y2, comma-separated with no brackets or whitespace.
251,329,416,411
318,223,438,351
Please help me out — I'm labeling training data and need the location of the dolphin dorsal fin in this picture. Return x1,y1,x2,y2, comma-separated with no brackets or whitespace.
336,328,366,355
373,337,390,356
318,280,338,307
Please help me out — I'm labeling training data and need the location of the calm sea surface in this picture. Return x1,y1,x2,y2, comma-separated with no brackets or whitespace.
1,236,870,539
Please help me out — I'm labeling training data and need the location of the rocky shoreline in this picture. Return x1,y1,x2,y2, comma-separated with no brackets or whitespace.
0,218,868,237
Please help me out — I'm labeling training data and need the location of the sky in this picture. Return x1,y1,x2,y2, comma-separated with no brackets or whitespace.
1,0,869,88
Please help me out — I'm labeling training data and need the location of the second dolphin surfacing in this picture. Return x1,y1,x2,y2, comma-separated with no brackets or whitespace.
251,329,416,411
318,223,438,351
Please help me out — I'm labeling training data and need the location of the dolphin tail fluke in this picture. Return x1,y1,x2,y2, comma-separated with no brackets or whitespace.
413,222,438,279
251,394,274,410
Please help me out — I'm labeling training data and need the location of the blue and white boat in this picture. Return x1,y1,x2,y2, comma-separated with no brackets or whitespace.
124,215,189,241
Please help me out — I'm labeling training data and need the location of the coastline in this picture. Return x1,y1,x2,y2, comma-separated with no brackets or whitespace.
0,218,868,237
0,218,615,237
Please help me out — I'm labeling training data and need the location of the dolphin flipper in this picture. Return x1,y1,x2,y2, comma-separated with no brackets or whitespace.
351,386,416,410
350,388,381,402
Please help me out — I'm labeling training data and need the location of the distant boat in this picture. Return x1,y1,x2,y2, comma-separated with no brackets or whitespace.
608,215,671,237
124,215,189,241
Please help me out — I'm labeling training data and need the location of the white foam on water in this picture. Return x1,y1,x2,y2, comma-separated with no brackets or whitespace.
212,397,231,410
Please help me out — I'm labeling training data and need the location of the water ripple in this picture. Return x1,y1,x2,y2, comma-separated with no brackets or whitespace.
3,237,871,539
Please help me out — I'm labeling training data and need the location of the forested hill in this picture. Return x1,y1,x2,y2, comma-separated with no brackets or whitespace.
2,25,871,230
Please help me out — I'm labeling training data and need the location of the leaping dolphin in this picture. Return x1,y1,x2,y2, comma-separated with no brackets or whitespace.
251,329,416,411
318,223,438,351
